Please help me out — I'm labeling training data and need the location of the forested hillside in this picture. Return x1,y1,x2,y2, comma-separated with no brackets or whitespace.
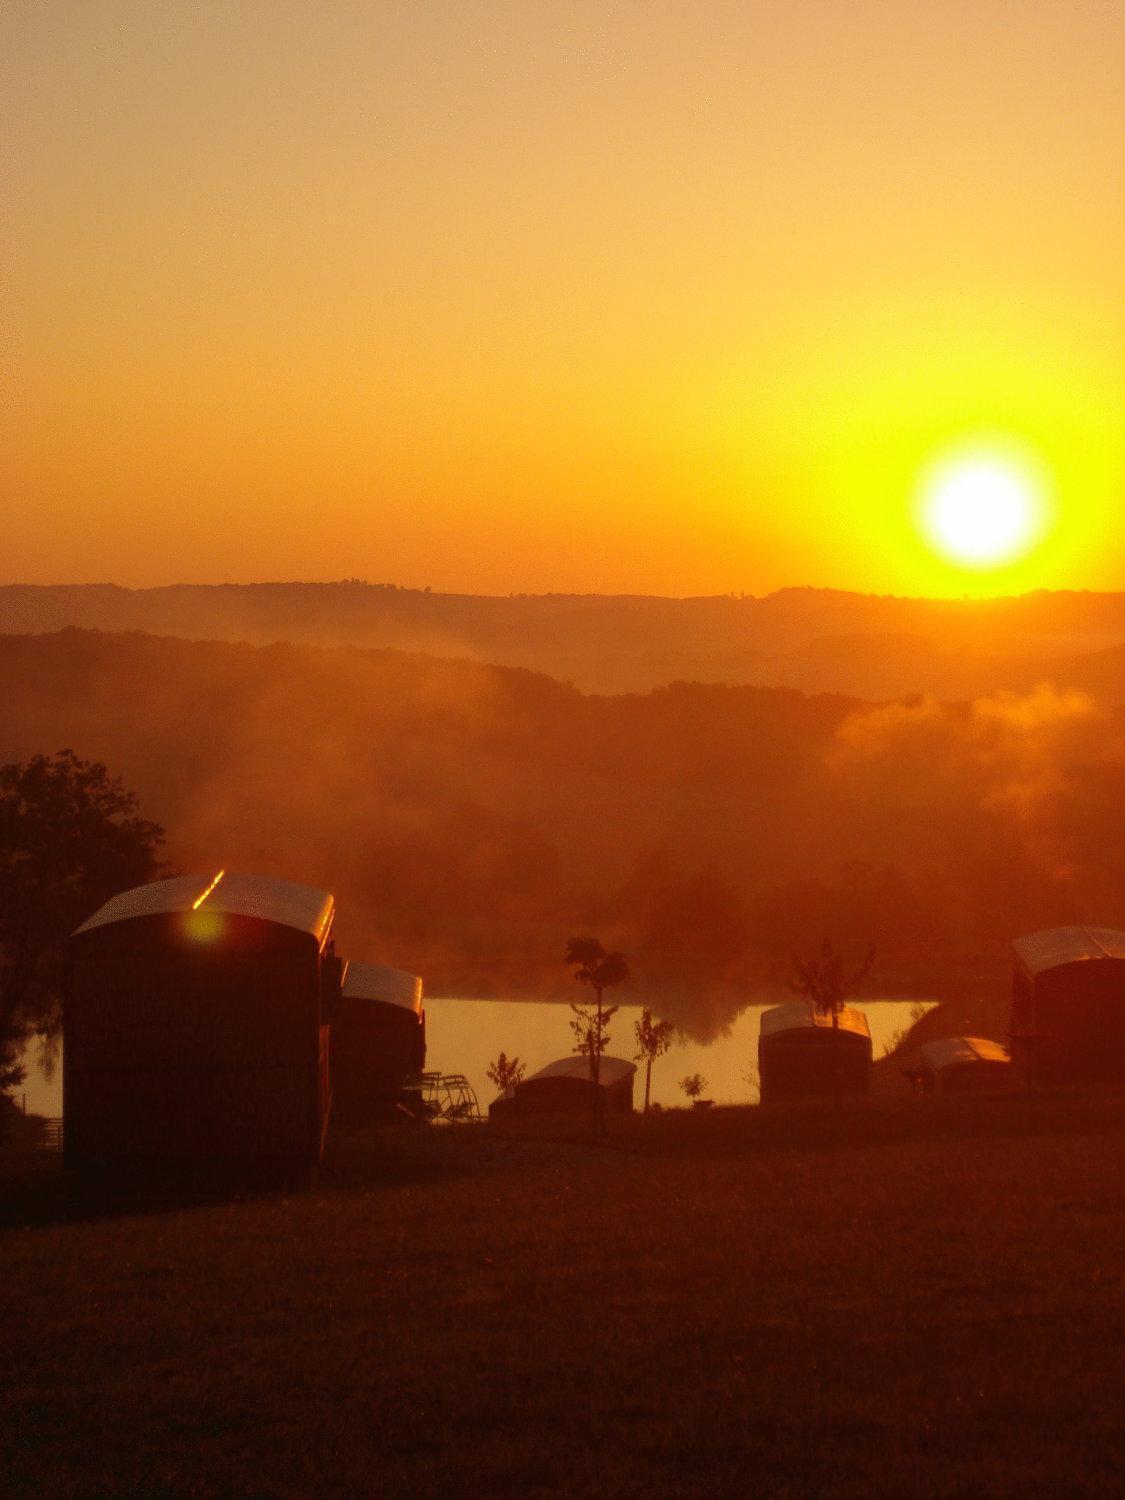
2,629,1121,1038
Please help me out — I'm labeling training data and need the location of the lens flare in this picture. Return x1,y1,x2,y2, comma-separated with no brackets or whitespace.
184,908,224,943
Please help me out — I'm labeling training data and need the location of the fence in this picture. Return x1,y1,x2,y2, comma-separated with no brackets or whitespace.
0,1114,63,1153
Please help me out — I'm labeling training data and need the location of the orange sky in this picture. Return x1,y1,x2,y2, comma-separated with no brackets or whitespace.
3,1,1122,597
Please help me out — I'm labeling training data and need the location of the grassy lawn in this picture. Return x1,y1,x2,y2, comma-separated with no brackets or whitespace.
1,1094,1122,1497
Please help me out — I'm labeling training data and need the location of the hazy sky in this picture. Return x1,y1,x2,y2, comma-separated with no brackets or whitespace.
3,1,1122,596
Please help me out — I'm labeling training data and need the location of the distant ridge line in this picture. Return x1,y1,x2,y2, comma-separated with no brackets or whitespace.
2,580,1123,604
1,582,1122,700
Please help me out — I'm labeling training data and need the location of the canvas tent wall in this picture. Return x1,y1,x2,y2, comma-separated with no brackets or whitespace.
916,1036,1011,1094
757,1001,872,1104
490,1055,636,1118
331,961,426,1123
1010,927,1125,1084
65,871,340,1187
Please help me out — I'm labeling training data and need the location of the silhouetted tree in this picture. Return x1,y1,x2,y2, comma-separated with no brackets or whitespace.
634,1007,676,1113
565,936,629,1135
679,1072,707,1103
790,938,874,1109
0,750,165,1098
486,1051,526,1096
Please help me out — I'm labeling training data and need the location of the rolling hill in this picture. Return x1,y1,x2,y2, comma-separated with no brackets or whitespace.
2,626,1121,1039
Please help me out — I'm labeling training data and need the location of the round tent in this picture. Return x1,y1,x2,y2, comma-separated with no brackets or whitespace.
66,871,339,1186
490,1054,636,1118
758,1001,872,1104
915,1036,1011,1094
1010,926,1125,1084
331,961,426,1123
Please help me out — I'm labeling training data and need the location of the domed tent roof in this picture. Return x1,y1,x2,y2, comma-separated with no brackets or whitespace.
73,871,335,946
1012,927,1125,979
523,1055,636,1088
919,1036,1010,1071
341,962,423,1016
759,1001,870,1042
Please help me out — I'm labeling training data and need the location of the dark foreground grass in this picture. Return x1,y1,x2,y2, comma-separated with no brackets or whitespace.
2,1094,1122,1498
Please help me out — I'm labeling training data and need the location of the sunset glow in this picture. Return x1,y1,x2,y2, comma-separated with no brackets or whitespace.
1,1,1122,595
2,10,1124,1491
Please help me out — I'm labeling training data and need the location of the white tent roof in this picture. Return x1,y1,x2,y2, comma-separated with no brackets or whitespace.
920,1036,1010,1072
523,1055,636,1088
1012,927,1125,979
73,871,335,946
341,961,423,1016
759,1001,870,1042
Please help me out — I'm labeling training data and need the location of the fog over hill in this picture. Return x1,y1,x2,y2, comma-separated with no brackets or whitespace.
2,628,1121,1042
2,582,1123,699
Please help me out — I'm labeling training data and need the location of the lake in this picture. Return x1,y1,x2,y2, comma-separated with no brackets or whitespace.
15,998,930,1118
423,997,929,1111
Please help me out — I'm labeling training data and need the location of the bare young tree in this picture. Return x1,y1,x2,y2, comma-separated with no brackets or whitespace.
565,937,629,1135
634,1007,676,1114
486,1051,526,1096
569,1004,618,1070
679,1072,707,1103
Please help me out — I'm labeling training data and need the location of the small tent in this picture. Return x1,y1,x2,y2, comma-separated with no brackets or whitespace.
331,962,426,1123
914,1036,1011,1094
1010,927,1125,1084
758,1001,872,1104
490,1055,636,1118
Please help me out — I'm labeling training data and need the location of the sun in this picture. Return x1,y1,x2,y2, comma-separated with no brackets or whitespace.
917,441,1049,569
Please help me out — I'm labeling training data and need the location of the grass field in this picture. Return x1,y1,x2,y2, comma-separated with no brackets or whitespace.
2,1094,1122,1497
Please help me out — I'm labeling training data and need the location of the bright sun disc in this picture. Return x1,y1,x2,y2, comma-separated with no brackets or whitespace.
918,445,1047,568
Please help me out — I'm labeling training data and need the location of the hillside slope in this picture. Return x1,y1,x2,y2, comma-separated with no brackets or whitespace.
2,628,1121,1036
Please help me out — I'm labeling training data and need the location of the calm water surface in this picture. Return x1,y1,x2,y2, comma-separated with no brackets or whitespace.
425,997,930,1111
18,998,930,1117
